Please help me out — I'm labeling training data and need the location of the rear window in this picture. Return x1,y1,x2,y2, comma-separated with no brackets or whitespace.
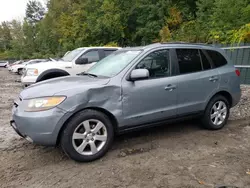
206,50,227,67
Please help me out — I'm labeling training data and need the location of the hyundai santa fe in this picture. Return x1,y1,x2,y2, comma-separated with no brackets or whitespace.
11,43,241,162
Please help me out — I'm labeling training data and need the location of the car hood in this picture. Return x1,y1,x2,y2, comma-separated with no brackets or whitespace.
20,76,110,99
12,64,25,69
26,60,70,69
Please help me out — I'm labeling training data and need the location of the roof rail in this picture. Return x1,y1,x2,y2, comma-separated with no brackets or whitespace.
161,42,210,46
161,41,187,44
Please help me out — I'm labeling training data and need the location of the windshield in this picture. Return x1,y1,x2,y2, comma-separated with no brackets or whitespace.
86,50,141,77
28,60,46,64
13,61,21,65
62,48,84,62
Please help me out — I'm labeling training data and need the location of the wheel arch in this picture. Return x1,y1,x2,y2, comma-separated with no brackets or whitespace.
17,67,23,72
17,68,23,75
36,68,70,82
56,107,118,145
208,90,233,108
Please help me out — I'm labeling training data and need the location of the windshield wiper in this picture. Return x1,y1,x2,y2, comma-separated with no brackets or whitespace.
77,72,98,77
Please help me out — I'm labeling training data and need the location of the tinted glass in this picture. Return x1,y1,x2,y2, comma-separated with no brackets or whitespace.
200,50,211,70
104,50,116,57
206,50,227,67
136,49,170,78
176,49,202,74
81,50,100,63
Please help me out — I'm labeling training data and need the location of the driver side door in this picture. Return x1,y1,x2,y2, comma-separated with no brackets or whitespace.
121,49,178,127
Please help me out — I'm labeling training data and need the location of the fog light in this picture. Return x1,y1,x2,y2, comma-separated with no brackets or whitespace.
25,136,33,143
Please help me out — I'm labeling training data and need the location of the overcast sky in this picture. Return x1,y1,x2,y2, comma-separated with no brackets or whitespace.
0,0,46,22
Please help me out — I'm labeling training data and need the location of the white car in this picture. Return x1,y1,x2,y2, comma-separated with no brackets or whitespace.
21,47,120,86
0,61,9,67
11,59,48,75
8,60,23,71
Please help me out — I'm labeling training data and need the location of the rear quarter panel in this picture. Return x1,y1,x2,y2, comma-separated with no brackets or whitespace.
217,64,241,107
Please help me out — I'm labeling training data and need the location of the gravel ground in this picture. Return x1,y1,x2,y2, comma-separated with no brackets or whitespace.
1,68,250,188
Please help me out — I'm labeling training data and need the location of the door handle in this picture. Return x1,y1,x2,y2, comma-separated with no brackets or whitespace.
65,66,72,69
209,76,218,82
164,84,176,91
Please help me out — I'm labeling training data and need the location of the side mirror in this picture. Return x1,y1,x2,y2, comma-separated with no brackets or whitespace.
130,69,149,81
75,58,89,65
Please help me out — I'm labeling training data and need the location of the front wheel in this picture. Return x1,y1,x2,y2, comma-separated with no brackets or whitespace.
201,95,230,130
60,110,114,162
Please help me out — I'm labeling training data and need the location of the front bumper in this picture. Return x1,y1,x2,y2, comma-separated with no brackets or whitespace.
21,75,37,85
10,120,25,138
11,69,18,73
11,104,71,146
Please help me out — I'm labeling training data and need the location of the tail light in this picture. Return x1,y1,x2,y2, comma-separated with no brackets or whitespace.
235,69,240,77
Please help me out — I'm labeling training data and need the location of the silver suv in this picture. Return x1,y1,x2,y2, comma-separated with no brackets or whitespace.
11,43,241,162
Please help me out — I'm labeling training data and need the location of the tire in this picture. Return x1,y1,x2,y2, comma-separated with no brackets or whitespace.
201,95,230,130
60,109,114,162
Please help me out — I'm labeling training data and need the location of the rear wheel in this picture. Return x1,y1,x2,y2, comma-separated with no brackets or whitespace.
201,95,229,130
60,110,114,162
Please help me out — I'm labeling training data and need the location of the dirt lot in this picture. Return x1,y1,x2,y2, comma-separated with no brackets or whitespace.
0,68,250,188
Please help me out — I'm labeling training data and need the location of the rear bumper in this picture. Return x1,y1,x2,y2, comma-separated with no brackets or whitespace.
231,89,241,107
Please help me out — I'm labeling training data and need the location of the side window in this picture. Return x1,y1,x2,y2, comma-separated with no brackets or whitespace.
206,50,227,67
104,50,116,57
176,49,202,74
135,49,170,78
80,50,100,63
200,50,211,70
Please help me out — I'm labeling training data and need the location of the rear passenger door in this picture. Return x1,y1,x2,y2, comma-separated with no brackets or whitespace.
174,48,220,115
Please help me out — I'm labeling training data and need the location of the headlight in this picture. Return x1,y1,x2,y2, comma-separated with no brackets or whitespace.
26,68,38,76
24,96,66,112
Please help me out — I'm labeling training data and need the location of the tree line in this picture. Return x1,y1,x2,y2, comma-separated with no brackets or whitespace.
0,0,249,60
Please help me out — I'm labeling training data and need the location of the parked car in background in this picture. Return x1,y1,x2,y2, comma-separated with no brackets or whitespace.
11,43,241,162
10,59,49,75
21,47,120,86
8,60,23,71
0,61,9,67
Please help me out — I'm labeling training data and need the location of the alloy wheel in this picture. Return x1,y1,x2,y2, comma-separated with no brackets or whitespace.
210,101,227,126
72,119,107,156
